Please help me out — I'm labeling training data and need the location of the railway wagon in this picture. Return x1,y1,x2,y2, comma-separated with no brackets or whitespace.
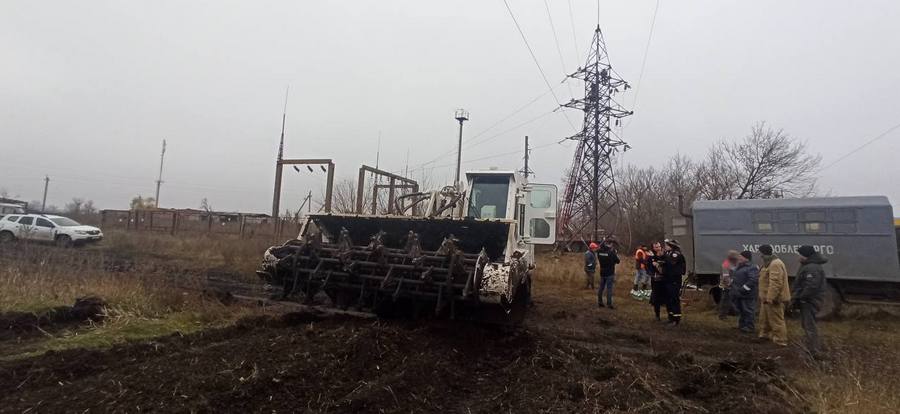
672,196,900,317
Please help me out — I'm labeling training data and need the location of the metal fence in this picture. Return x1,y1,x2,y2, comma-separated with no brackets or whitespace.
99,209,303,240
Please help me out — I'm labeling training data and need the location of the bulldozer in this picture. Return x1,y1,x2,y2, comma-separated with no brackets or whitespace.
257,169,557,324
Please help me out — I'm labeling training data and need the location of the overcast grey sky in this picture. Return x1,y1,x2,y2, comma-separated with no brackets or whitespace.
2,1,899,213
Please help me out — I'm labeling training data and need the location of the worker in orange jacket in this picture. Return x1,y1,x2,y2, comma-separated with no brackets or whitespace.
757,244,790,346
631,245,651,299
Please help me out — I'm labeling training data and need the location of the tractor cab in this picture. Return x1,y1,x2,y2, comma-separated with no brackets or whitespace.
465,170,557,245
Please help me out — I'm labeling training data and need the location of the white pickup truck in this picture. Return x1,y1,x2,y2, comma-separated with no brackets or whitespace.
0,214,103,247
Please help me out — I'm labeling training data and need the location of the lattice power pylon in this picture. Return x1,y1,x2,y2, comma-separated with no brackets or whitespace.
559,26,633,244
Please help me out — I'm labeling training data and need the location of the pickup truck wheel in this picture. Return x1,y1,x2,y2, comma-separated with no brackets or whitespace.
56,235,73,248
0,231,14,244
816,282,842,320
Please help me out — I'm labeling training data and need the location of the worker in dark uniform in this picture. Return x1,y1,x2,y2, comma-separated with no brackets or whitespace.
657,239,686,326
647,241,665,321
596,238,620,309
791,245,828,357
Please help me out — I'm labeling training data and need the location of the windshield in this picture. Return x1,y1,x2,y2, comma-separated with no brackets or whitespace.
50,217,81,227
467,175,510,219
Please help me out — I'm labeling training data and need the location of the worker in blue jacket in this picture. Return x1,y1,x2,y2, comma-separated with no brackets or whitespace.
730,250,760,334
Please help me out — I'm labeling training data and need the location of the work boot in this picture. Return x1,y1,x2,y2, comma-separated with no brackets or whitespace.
598,302,605,308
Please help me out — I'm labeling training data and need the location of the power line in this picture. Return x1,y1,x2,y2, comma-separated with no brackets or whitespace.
463,108,557,150
543,0,576,99
412,140,564,173
502,0,577,131
567,0,579,59
623,0,660,130
408,88,556,171
819,121,900,171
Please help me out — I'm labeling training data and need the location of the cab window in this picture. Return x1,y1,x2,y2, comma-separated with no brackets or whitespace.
36,218,54,228
529,189,552,208
529,218,551,238
18,217,34,225
467,175,510,219
6,215,20,222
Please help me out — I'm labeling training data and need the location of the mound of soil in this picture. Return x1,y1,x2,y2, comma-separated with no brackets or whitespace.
0,296,106,341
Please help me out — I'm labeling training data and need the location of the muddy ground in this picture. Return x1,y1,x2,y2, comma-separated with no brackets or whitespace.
0,281,810,414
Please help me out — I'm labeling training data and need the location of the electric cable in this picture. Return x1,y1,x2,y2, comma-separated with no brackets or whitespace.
819,121,900,171
502,0,577,131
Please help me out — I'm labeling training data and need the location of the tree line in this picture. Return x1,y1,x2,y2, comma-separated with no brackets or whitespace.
616,122,821,247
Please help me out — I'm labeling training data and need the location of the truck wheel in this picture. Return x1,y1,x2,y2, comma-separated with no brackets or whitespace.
816,282,842,320
56,235,73,248
0,231,14,244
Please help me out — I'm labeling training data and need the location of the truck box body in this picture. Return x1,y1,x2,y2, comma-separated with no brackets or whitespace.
690,196,900,283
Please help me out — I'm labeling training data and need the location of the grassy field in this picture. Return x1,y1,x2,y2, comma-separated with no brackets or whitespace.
534,251,900,413
1,233,898,412
0,231,274,359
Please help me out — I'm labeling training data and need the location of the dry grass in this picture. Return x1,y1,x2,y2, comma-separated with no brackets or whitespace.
0,231,276,359
101,230,275,277
536,252,900,414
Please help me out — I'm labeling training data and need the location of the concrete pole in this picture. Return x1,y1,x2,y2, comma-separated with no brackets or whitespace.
454,109,468,188
356,166,366,214
324,162,335,213
41,176,49,212
272,162,283,218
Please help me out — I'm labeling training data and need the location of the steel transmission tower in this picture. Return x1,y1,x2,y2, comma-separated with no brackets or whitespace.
559,26,633,244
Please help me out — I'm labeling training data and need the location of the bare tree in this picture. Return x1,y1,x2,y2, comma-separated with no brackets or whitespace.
617,165,668,247
615,123,821,246
663,154,704,207
711,122,821,199
326,178,368,214
64,198,84,215
130,196,156,210
325,170,431,215
200,198,213,213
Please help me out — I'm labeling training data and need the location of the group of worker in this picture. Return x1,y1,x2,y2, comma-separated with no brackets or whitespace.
584,239,827,356
584,238,686,325
718,244,827,357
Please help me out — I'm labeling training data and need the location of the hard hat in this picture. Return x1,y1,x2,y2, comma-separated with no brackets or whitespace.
589,242,599,250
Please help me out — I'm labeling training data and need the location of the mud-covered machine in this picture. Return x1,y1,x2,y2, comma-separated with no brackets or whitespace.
257,170,557,323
